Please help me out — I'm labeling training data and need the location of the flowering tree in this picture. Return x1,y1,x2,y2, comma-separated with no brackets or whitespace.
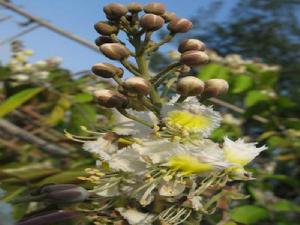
64,2,266,224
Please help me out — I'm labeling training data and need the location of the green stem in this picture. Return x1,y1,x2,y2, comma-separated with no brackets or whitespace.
135,54,161,106
161,76,178,98
153,62,181,87
120,59,142,76
145,33,175,53
139,96,159,114
117,108,153,128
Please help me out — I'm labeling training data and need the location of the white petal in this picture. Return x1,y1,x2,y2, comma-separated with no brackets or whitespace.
108,148,147,174
159,181,185,197
116,208,156,225
83,137,118,161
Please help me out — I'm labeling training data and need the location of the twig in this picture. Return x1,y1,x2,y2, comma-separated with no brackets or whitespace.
0,119,71,156
0,0,98,52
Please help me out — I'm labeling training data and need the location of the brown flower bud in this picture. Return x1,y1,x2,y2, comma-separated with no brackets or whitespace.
178,39,206,53
94,21,118,35
95,36,114,46
176,76,205,96
41,184,89,203
203,79,229,97
180,50,209,66
100,43,130,60
143,3,166,15
123,77,151,95
127,2,143,13
92,63,123,78
167,18,193,33
103,3,128,20
94,90,128,108
139,14,164,31
162,11,176,22
176,65,191,73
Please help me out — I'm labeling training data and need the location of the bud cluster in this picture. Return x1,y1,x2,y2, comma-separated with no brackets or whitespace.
91,2,229,110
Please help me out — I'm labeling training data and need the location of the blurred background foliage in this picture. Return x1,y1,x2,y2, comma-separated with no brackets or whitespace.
0,0,300,224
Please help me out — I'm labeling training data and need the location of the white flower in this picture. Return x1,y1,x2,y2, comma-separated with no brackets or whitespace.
113,109,158,137
132,138,230,174
116,208,156,225
133,139,185,164
223,137,267,167
158,181,185,197
108,148,147,174
83,137,118,161
13,74,29,81
34,71,49,79
161,97,221,137
34,60,47,69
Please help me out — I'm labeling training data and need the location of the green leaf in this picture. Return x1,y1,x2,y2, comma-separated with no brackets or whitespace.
69,104,97,134
0,87,43,117
198,63,230,80
73,93,93,103
244,90,270,107
232,75,253,93
272,200,300,213
44,97,71,125
37,170,86,186
229,205,268,224
257,70,278,88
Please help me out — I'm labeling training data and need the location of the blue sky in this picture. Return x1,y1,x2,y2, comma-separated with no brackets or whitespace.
0,0,230,72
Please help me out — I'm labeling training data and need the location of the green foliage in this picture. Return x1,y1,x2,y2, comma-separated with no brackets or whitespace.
0,87,42,117
229,205,268,224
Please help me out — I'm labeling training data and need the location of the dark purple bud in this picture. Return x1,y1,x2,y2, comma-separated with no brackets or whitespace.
17,210,81,225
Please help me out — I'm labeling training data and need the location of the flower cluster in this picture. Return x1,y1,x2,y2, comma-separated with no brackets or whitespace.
7,41,62,83
72,2,267,224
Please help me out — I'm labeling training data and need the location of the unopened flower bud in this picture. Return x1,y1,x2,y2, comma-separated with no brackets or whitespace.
162,11,176,22
127,3,143,13
94,90,128,108
94,21,118,35
100,43,130,60
17,210,81,225
178,39,206,53
167,18,193,33
92,63,123,78
143,3,166,15
41,184,89,203
123,77,151,95
95,36,114,46
103,3,128,20
203,79,229,97
176,76,205,96
180,50,209,66
176,65,191,73
140,14,164,31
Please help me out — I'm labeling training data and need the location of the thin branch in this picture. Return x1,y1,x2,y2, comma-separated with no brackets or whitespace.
0,0,99,52
208,97,269,123
0,119,71,156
